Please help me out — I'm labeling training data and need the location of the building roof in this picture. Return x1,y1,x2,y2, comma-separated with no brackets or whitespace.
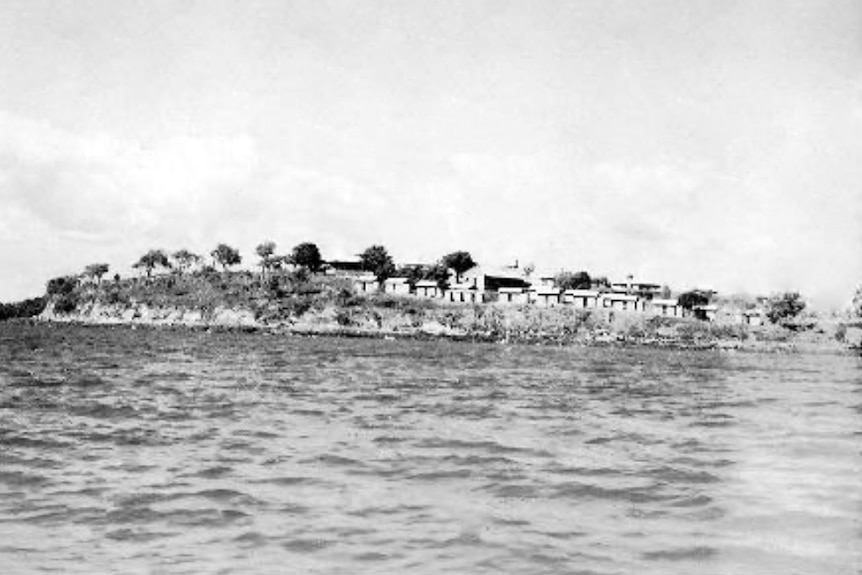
414,280,439,288
602,293,639,302
355,274,378,282
564,289,600,296
530,287,561,295
462,264,529,282
694,304,718,311
651,298,678,306
498,287,526,294
384,277,409,284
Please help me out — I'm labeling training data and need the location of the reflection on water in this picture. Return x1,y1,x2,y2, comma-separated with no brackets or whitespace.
1,323,860,574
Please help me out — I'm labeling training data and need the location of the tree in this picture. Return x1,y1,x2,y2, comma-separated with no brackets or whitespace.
291,242,323,272
554,270,592,291
172,249,201,275
659,285,672,299
678,290,710,310
441,251,476,282
766,292,806,325
523,262,535,278
84,263,110,285
255,241,277,277
134,249,171,279
211,243,242,271
852,285,862,319
359,244,395,282
47,275,78,296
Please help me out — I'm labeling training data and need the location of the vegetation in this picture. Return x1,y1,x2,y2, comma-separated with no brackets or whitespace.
852,285,862,319
84,263,110,285
172,249,202,275
766,292,806,325
291,242,323,272
134,249,171,279
360,245,395,282
211,243,242,271
441,251,476,282
0,296,46,320
678,289,710,310
555,271,592,291
255,241,278,276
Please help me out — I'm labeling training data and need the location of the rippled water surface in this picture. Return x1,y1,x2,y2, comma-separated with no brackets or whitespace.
1,323,861,574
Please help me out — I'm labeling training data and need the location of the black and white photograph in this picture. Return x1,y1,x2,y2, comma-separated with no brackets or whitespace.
1,1,861,573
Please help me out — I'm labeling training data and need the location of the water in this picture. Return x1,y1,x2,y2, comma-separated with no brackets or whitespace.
1,323,860,574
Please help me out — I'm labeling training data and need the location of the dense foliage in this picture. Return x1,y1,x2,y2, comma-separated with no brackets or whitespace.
211,244,242,270
0,297,46,320
555,271,592,291
678,290,710,310
84,263,110,284
441,251,476,280
360,245,395,281
134,249,171,278
766,292,806,324
291,242,323,272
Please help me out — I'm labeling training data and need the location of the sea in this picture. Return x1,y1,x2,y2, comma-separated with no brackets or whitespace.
1,323,860,575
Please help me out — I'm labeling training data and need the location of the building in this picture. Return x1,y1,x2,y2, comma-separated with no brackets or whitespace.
324,259,367,278
601,293,641,312
414,280,442,299
353,274,379,294
460,264,531,293
610,280,661,300
693,304,718,321
529,287,561,306
562,289,600,308
383,277,411,296
497,287,529,304
446,287,483,304
741,309,765,326
650,298,681,317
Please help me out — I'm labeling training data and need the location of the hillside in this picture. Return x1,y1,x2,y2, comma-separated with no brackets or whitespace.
36,269,854,353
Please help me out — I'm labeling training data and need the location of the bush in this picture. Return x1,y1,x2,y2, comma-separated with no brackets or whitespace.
54,292,80,314
766,292,806,325
47,276,77,296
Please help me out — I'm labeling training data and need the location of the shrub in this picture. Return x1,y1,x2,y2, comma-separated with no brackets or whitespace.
766,292,806,325
54,292,80,314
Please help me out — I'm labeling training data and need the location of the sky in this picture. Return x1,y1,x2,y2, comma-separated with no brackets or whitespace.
1,0,861,308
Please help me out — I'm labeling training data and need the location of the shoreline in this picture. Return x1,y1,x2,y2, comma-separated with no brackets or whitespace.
25,309,856,356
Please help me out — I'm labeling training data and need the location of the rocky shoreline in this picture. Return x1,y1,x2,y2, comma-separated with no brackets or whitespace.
36,299,856,355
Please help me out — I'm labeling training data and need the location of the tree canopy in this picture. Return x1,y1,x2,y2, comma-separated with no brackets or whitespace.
255,241,277,275
211,244,242,271
359,244,395,282
554,271,591,291
852,285,862,319
84,263,110,284
291,242,323,272
172,249,201,274
678,290,710,310
766,292,806,324
133,249,171,278
441,251,476,280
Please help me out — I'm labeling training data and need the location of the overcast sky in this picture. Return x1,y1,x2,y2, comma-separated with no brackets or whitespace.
1,0,860,307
